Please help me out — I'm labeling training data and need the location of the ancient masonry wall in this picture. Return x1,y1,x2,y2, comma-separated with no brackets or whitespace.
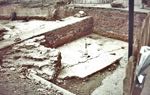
65,7,147,41
0,5,147,41
44,17,93,48
0,16,93,50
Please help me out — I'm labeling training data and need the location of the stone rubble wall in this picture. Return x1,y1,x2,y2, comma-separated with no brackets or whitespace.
2,36,62,81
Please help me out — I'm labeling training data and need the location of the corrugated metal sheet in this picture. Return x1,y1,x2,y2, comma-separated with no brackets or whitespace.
72,0,114,4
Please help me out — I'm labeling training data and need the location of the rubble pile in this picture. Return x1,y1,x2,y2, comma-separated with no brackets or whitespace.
2,36,62,81
0,25,7,41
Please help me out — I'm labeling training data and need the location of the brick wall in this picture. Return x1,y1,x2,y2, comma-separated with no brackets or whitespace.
0,4,147,42
65,7,147,41
44,17,93,48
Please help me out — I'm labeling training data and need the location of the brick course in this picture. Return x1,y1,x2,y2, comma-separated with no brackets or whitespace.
66,7,147,41
44,17,93,48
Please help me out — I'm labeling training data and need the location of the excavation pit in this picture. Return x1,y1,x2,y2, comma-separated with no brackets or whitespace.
0,2,148,95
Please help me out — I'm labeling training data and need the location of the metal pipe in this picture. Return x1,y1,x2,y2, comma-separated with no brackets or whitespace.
128,0,134,58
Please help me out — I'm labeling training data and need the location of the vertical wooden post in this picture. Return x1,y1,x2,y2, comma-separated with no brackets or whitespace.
123,56,135,95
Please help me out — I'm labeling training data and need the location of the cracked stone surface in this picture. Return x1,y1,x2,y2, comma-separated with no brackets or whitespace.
57,34,128,78
91,52,128,95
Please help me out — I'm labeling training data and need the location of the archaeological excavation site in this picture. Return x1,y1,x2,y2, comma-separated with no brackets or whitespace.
0,0,150,95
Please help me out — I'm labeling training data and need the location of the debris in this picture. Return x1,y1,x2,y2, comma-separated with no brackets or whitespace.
14,37,21,42
108,68,112,71
138,74,145,84
6,72,11,76
3,34,11,39
0,66,6,73
112,63,117,68
2,62,14,68
37,88,45,92
57,79,64,84
19,75,26,79
10,67,16,71
111,1,125,8
0,25,7,33
3,37,62,81
10,25,15,29
74,11,87,18
27,72,75,95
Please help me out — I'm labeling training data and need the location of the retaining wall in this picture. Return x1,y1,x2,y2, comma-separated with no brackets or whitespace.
44,16,93,48
65,7,147,41
0,4,147,41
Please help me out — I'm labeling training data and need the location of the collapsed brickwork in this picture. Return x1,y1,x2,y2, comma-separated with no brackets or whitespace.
2,36,62,81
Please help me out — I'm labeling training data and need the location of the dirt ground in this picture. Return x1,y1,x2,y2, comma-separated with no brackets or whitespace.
0,20,127,95
57,64,118,95
0,44,121,95
0,67,42,95
0,34,125,95
0,58,118,95
0,60,65,95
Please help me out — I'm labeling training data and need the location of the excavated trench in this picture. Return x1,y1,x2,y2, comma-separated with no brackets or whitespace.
0,19,127,95
0,3,147,95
